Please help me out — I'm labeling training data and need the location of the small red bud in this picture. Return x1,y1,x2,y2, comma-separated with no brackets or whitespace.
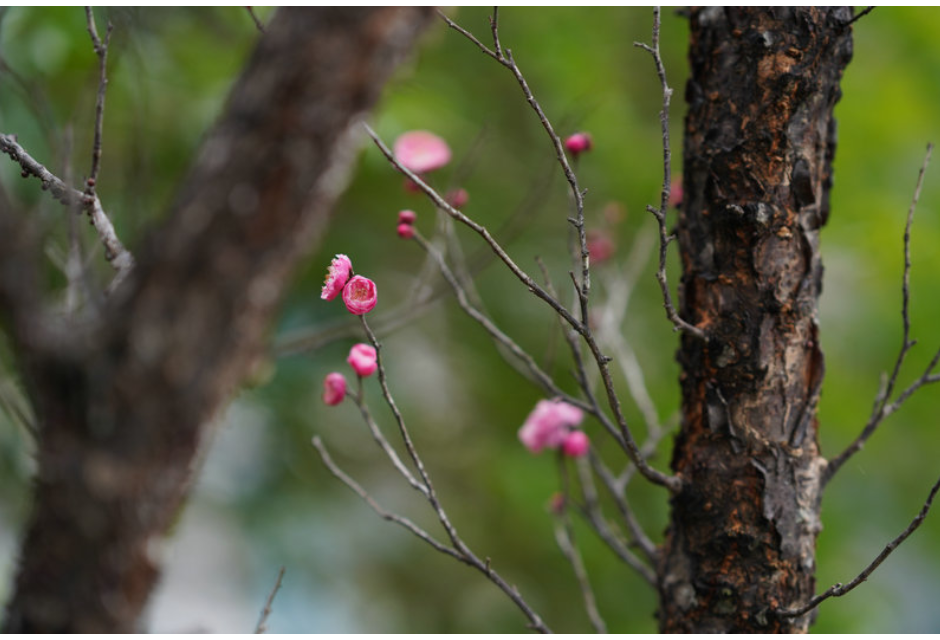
397,223,415,239
564,132,593,157
397,209,417,225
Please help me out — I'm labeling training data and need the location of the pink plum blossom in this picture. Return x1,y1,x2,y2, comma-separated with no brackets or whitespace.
518,399,585,454
322,372,347,406
393,130,452,174
564,132,593,157
562,431,590,458
398,209,417,225
320,254,352,301
342,275,377,315
347,343,378,377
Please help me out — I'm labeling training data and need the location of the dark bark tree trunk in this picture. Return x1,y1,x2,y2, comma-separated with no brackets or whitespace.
659,7,854,633
1,7,432,633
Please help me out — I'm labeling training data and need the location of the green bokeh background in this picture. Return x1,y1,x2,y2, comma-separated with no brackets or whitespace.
1,7,940,633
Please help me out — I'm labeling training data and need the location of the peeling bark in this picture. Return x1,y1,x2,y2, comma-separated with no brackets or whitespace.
2,7,432,633
659,7,853,633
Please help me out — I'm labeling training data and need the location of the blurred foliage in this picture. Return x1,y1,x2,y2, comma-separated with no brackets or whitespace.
1,6,940,633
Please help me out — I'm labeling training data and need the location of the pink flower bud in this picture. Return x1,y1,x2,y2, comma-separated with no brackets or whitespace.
562,431,590,458
518,399,585,454
397,223,415,239
403,177,422,193
445,188,469,209
564,132,593,157
668,178,684,209
393,130,452,174
347,343,377,377
321,254,352,301
398,209,417,225
587,230,616,264
322,372,347,406
342,275,377,315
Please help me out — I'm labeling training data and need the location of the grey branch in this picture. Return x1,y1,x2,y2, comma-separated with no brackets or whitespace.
634,7,705,340
253,566,285,634
778,470,940,618
824,142,934,484
0,133,134,281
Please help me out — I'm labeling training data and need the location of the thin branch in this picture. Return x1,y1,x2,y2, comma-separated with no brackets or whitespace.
555,459,607,633
365,124,680,492
634,7,705,340
357,316,552,633
84,7,111,189
588,452,658,564
350,388,429,498
246,6,265,33
571,454,657,586
596,221,662,432
413,230,589,411
842,6,875,29
0,133,134,280
438,8,591,322
254,566,285,634
778,471,940,618
364,124,582,334
312,437,460,560
825,143,933,484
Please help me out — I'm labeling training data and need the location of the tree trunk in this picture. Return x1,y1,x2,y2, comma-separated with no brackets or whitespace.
1,7,431,633
659,7,853,633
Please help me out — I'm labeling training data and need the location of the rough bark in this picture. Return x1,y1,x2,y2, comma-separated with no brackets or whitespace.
1,7,432,633
659,7,853,633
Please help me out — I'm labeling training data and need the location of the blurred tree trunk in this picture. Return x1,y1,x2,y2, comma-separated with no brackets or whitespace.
659,7,854,632
1,7,431,633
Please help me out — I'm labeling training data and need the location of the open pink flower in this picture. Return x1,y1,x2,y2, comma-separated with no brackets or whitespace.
342,275,377,315
321,254,352,301
518,399,585,454
562,431,590,458
394,130,452,174
322,372,347,406
347,343,378,377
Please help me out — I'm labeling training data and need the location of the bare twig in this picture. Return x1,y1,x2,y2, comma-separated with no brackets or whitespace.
825,143,933,484
0,133,134,281
634,7,705,340
778,471,940,618
254,566,285,634
413,230,589,411
571,455,657,585
365,123,680,492
588,452,658,563
595,221,662,432
842,6,875,29
246,6,266,33
349,388,429,498
84,7,112,190
312,437,460,560
364,124,582,335
438,8,591,323
351,316,552,633
555,459,607,633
